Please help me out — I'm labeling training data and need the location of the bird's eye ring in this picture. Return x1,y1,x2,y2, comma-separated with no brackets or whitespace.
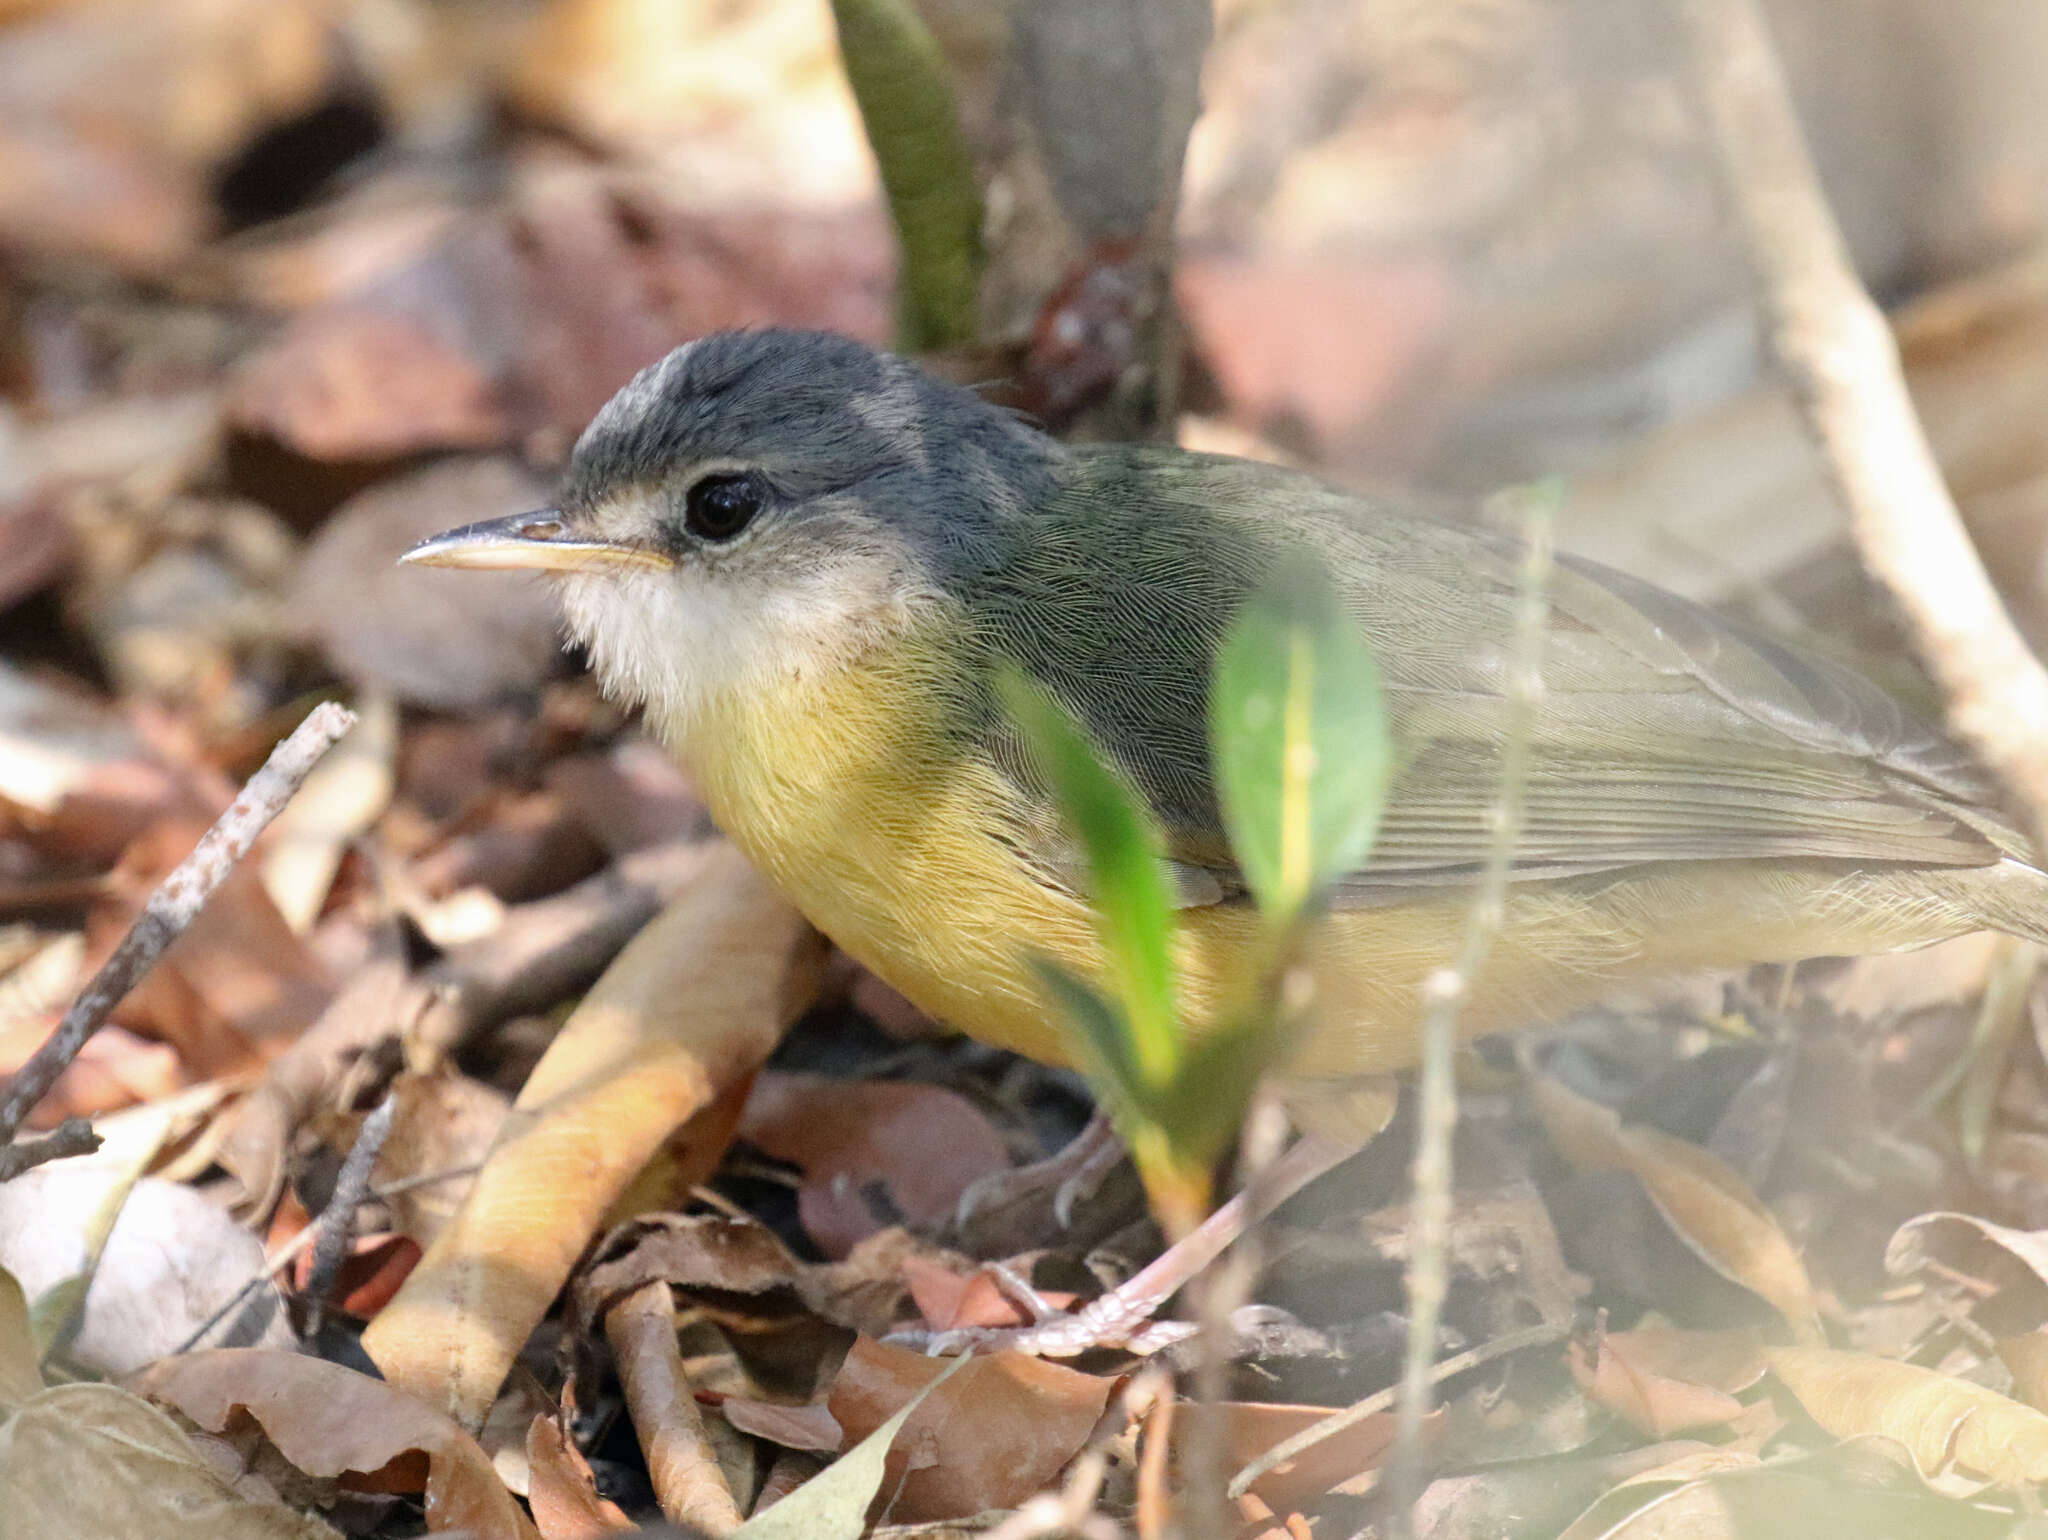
684,472,766,542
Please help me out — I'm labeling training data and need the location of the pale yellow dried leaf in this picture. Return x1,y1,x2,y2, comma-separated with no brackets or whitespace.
1530,1075,1822,1342
361,842,821,1427
260,690,397,932
0,1381,340,1539
1999,1331,2048,1412
0,1267,42,1412
1766,1345,2048,1489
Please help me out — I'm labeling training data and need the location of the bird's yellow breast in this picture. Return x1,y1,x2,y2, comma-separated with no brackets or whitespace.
671,626,2012,1085
679,627,1110,1067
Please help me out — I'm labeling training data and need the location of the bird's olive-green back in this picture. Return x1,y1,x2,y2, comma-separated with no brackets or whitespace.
959,444,2025,905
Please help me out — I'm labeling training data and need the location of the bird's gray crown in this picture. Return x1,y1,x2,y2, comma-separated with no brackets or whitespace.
561,330,1067,576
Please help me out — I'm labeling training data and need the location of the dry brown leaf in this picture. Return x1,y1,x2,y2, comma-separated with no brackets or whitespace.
372,1068,512,1249
1997,1331,2048,1413
407,838,715,1065
290,460,564,709
0,0,334,272
901,1252,1077,1332
826,1337,1115,1523
230,308,511,460
217,930,411,1216
0,1018,184,1126
1207,1399,1417,1513
739,1073,1012,1258
571,1211,869,1399
0,1381,341,1539
0,658,153,818
1889,1211,2048,1329
526,1415,635,1540
136,1348,537,1539
362,842,821,1427
1765,1345,2048,1490
720,1397,845,1454
95,817,335,1077
1568,1328,1765,1439
1530,1076,1822,1341
545,739,708,859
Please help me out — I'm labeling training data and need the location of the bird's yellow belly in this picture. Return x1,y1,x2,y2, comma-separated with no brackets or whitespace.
677,662,2001,1082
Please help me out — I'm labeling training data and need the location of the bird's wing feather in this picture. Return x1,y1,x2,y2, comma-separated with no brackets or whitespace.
964,446,2021,907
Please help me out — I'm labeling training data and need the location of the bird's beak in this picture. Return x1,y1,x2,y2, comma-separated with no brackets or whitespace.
399,511,671,573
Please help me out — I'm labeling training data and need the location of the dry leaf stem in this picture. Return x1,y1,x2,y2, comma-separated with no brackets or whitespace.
1225,1322,1569,1502
1671,0,2048,856
0,701,358,1150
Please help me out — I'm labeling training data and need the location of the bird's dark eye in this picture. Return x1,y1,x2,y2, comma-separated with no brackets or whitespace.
683,471,766,542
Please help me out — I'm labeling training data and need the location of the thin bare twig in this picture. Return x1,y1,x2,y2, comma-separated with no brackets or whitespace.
303,1092,397,1337
0,1116,102,1181
1225,1322,1568,1503
1671,0,2048,857
1386,490,1554,1529
174,1158,485,1357
0,702,359,1145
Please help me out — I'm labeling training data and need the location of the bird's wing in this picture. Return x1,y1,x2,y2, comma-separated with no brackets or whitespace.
967,447,2023,907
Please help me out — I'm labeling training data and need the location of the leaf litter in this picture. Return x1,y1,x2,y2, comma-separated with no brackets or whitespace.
5,2,2048,1536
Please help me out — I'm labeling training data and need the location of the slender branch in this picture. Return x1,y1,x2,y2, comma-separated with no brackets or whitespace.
1225,1322,1568,1502
303,1092,397,1337
175,1158,482,1357
1386,490,1554,1528
1671,0,2048,857
0,702,357,1144
0,1116,102,1182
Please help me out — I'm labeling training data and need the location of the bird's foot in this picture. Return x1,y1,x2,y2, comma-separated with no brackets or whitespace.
902,1135,1357,1359
953,1108,1131,1234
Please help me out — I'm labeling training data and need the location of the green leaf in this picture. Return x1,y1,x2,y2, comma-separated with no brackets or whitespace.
1155,1016,1296,1168
999,667,1180,1087
1211,555,1391,926
733,1354,968,1539
827,0,984,351
1027,956,1140,1099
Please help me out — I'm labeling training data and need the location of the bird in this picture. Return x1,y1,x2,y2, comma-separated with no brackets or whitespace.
403,328,2048,1100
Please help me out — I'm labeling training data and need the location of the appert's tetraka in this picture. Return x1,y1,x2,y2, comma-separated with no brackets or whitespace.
405,330,2048,1100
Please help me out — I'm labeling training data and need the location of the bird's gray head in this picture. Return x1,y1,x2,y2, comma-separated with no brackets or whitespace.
402,329,1066,736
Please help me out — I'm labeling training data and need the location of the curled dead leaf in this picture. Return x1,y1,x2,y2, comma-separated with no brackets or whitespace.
362,843,821,1428
738,1073,1011,1258
1765,1344,2048,1491
825,1337,1115,1523
134,1348,536,1538
0,1381,341,1539
525,1415,635,1540
1568,1327,1767,1439
1530,1076,1822,1342
1208,1398,1426,1513
1888,1210,2048,1333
